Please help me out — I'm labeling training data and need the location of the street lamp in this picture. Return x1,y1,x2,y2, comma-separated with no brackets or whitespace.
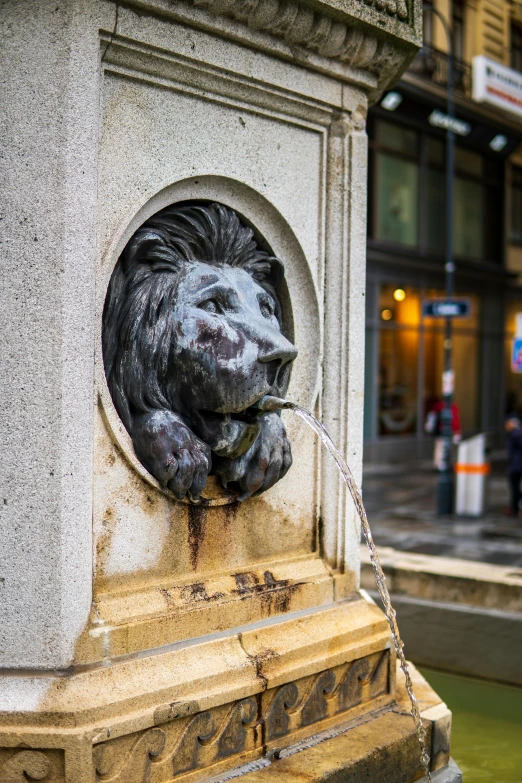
423,5,455,514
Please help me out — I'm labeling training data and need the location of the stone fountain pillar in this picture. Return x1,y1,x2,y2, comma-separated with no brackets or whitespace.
0,1,460,781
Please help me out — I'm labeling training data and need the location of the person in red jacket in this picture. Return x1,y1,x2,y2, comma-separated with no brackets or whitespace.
425,399,461,470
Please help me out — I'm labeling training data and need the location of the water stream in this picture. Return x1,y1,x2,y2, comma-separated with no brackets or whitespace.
258,396,432,781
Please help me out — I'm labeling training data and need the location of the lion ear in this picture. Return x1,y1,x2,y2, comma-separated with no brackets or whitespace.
124,230,179,273
267,256,284,286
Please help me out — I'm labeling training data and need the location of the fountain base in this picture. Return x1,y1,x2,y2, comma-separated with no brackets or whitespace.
0,597,458,782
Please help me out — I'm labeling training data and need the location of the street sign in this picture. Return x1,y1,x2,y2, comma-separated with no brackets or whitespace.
512,339,522,373
422,298,471,318
428,109,471,136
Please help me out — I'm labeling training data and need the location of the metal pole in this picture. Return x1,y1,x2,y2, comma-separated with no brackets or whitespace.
423,5,455,514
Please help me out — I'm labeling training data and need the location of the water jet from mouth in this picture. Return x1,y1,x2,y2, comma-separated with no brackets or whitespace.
255,395,432,781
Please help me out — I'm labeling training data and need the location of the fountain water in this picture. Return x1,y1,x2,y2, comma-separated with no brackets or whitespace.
256,395,432,782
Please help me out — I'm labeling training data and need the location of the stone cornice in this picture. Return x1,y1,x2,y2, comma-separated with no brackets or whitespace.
189,0,422,79
123,0,423,90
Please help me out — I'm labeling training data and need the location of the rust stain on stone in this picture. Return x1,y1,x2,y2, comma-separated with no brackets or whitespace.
180,582,224,603
159,588,174,608
232,571,260,595
222,501,240,528
187,505,207,570
232,570,303,616
238,633,279,691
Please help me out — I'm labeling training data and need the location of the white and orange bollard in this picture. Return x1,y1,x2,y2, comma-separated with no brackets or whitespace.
455,433,490,516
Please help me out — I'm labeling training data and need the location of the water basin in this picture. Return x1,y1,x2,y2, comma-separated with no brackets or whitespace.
419,667,522,782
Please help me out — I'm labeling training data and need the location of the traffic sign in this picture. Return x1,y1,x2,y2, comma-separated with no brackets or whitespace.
422,298,471,318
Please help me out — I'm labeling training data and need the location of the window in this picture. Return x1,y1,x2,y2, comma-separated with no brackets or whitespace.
374,122,419,248
369,117,503,263
367,284,481,439
452,0,465,61
376,156,419,246
423,0,434,48
453,148,485,258
377,286,420,436
511,165,522,243
426,138,445,254
511,22,522,73
454,178,484,258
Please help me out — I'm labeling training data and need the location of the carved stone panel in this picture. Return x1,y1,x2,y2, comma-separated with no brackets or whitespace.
93,698,260,783
0,749,65,783
92,651,390,782
263,649,390,740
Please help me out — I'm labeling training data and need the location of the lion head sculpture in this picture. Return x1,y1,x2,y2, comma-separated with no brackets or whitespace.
103,202,297,503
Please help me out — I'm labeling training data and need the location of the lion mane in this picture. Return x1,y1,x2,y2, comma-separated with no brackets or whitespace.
102,202,286,437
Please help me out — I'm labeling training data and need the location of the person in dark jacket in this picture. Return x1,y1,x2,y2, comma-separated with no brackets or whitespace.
505,415,522,516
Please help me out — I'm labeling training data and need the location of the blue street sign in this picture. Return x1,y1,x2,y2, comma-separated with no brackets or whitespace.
512,339,522,373
422,298,471,318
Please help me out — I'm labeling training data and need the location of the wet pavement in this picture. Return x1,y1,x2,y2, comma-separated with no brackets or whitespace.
361,453,522,567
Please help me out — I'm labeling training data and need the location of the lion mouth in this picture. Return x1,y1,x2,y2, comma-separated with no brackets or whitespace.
231,402,267,424
201,399,266,426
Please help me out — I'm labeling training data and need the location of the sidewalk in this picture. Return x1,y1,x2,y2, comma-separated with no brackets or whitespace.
361,454,522,568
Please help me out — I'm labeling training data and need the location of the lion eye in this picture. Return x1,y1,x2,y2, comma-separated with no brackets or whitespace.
259,297,275,319
199,299,220,314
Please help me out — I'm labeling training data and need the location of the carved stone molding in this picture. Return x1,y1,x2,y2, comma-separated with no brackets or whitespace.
93,650,390,782
119,0,421,89
0,749,65,783
187,0,416,78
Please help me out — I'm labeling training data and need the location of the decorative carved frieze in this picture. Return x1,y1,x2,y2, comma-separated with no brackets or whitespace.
93,650,390,782
0,749,65,783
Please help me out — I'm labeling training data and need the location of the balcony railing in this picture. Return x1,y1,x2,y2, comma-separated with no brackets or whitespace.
408,45,472,96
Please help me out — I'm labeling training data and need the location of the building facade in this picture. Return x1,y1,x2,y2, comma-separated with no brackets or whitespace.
364,0,522,463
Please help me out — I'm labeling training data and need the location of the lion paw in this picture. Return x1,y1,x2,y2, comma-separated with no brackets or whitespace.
132,410,212,502
213,413,292,501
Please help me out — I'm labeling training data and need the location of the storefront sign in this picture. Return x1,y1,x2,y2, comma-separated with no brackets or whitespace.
422,299,471,317
512,339,522,373
472,56,522,119
428,109,471,136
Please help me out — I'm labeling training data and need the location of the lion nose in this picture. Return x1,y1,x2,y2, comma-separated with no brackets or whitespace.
258,329,297,368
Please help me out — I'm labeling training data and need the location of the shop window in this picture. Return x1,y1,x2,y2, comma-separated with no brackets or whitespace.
426,168,446,254
511,22,522,73
427,137,444,167
423,332,478,433
422,290,480,434
371,284,481,439
455,147,483,177
378,286,420,436
453,334,479,432
454,177,484,258
369,117,501,261
376,121,418,155
379,329,419,436
511,165,522,243
379,284,421,326
376,155,419,246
